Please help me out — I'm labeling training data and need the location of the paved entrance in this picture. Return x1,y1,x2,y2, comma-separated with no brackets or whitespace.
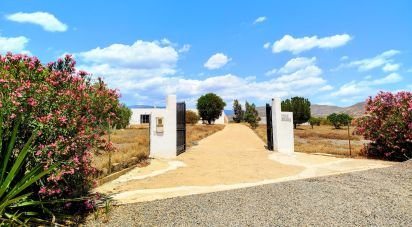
95,124,391,204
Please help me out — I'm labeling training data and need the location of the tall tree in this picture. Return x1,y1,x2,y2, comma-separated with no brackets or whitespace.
232,99,244,123
196,93,226,124
281,96,311,129
244,101,261,128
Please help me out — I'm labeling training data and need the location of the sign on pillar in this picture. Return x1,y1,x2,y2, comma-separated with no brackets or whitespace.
271,98,294,155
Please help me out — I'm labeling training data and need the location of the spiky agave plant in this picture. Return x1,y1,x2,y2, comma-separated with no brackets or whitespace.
0,115,58,226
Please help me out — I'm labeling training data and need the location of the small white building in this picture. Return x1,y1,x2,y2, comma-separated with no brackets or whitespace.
130,107,227,125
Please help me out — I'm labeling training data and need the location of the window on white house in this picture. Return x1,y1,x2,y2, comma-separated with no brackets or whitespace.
140,114,150,124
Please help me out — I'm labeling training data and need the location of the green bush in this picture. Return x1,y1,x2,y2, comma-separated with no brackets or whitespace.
308,117,321,129
113,104,132,129
327,113,352,129
244,102,261,129
319,117,331,125
186,110,199,125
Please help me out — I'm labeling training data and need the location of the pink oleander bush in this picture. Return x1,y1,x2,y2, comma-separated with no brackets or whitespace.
354,91,412,161
0,53,121,208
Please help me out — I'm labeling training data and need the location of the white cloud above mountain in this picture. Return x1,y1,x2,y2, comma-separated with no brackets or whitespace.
271,34,352,54
204,53,231,70
335,50,400,72
6,12,68,32
331,73,402,97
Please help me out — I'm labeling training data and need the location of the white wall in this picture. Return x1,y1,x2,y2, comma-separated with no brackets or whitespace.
130,108,163,125
271,98,294,155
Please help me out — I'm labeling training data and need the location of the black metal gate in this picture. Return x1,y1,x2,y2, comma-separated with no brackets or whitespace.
176,102,186,155
266,103,274,151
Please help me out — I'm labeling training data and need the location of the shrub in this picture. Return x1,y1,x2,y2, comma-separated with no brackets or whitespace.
354,91,412,161
244,101,261,129
196,93,226,124
327,113,352,129
319,117,331,125
186,110,199,125
113,104,132,129
308,117,321,129
0,53,119,207
281,97,311,129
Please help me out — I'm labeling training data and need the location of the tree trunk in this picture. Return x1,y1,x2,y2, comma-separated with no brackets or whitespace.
294,123,297,129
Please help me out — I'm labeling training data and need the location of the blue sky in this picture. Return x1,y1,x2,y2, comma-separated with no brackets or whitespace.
1,0,411,107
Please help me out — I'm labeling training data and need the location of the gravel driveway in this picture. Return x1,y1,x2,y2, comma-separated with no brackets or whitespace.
87,160,411,226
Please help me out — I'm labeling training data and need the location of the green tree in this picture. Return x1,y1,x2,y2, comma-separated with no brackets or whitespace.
186,110,200,125
327,113,353,129
113,104,132,129
232,99,244,123
308,117,321,129
244,101,261,129
196,93,226,124
281,97,311,129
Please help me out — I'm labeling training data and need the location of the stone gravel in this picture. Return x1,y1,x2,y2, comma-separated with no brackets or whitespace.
86,160,412,226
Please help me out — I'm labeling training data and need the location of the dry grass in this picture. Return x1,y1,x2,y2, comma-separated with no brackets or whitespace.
253,124,365,157
92,124,225,175
92,126,150,174
186,124,225,147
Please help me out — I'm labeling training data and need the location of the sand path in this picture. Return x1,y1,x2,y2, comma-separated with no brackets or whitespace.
95,124,391,204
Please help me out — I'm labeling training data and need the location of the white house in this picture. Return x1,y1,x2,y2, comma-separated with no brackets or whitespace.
130,107,227,125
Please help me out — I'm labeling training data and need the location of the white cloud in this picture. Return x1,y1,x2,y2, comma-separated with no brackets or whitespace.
382,63,400,72
253,16,266,24
272,34,352,54
331,73,402,97
278,57,316,74
265,57,317,75
265,68,277,76
0,35,30,54
6,12,68,32
319,85,334,91
263,42,271,49
346,49,400,71
372,73,401,85
76,42,331,106
204,53,231,70
340,56,349,61
178,44,191,53
79,40,178,71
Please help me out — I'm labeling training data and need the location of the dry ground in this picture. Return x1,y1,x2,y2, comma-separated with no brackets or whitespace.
92,124,225,175
254,124,365,157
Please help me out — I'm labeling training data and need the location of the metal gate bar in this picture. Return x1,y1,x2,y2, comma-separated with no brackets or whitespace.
266,103,274,151
176,102,186,155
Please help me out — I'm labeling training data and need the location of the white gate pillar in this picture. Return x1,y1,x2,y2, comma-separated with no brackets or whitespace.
271,98,294,155
149,95,177,158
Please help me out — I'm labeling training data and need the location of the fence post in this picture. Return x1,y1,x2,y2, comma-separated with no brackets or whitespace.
347,123,351,157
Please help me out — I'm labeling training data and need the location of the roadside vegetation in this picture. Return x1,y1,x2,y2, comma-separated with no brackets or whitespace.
254,124,363,157
232,99,260,128
0,53,123,225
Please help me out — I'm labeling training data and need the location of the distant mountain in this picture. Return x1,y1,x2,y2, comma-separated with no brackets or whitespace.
311,102,365,117
255,102,365,118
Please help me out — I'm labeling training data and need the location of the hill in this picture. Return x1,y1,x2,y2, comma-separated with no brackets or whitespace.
253,102,365,119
